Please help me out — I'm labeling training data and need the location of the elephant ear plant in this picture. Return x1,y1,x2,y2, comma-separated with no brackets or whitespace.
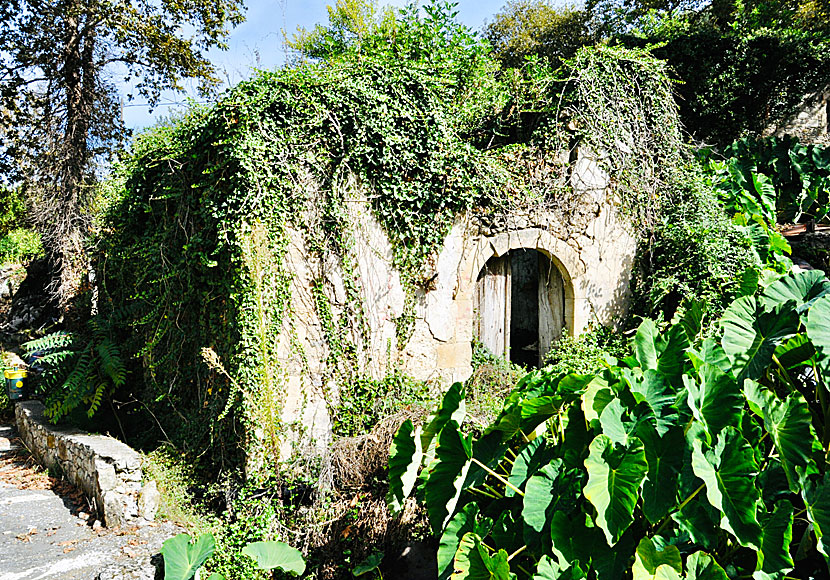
161,533,305,580
388,269,830,579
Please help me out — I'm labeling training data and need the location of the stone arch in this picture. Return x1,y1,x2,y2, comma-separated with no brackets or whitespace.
459,228,588,341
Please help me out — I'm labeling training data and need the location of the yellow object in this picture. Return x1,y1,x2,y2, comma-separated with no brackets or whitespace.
3,368,26,380
4,367,27,400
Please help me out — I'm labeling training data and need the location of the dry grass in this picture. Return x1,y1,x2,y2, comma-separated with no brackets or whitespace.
323,407,427,494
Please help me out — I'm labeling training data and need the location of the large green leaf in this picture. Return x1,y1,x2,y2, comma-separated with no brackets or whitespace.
240,541,305,575
635,319,660,370
754,500,794,580
773,334,815,370
720,296,799,382
422,382,466,452
685,552,729,580
425,421,473,534
550,511,597,568
761,270,830,313
161,533,216,580
452,533,514,580
685,363,743,440
672,496,720,550
639,423,684,525
806,294,830,387
507,437,546,497
532,555,586,580
522,461,563,532
632,537,682,580
387,419,423,514
803,472,830,562
761,392,817,492
353,552,384,577
625,368,678,436
583,434,648,546
688,338,731,375
438,504,492,580
673,299,706,344
691,427,762,549
452,533,490,580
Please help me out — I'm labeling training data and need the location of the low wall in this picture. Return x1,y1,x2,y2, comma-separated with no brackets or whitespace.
14,401,159,527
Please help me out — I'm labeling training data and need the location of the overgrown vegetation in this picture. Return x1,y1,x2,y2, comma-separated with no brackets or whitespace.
89,0,687,488
390,269,830,579
0,228,41,265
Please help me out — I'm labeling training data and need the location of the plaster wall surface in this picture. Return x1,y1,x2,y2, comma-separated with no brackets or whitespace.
275,151,637,454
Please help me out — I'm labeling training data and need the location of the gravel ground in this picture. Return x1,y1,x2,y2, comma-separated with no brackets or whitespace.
0,423,182,580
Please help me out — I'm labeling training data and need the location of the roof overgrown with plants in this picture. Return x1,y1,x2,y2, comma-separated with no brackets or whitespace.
96,1,686,476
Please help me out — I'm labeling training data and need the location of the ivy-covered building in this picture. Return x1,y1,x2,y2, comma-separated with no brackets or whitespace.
102,40,680,476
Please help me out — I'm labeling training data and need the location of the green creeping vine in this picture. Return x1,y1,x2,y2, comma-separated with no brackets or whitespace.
100,2,690,477
389,268,830,579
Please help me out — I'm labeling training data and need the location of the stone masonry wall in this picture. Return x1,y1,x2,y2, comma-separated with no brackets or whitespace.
15,401,159,528
765,88,830,145
273,148,637,459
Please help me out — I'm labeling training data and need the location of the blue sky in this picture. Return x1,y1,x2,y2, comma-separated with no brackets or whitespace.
122,0,508,129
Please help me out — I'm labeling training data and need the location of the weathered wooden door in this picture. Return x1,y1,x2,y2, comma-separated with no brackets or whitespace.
538,257,565,365
475,255,511,358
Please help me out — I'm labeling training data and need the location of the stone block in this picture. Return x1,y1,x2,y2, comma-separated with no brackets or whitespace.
95,460,118,492
138,481,160,521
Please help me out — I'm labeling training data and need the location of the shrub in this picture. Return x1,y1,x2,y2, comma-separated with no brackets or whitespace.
630,169,758,322
543,326,628,375
0,228,42,264
388,269,830,579
0,187,26,236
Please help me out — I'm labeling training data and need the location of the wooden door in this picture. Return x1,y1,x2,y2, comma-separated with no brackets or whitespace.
538,257,565,365
475,255,511,358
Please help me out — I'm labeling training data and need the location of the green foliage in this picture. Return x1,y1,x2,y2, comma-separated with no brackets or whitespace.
388,268,830,579
630,169,758,322
334,372,431,437
0,187,26,236
162,533,216,580
161,532,305,580
563,44,686,232
628,15,830,146
720,135,830,225
543,326,628,375
484,0,594,68
0,228,41,264
23,316,126,422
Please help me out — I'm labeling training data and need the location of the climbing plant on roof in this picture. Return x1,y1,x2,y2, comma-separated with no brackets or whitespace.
95,2,693,479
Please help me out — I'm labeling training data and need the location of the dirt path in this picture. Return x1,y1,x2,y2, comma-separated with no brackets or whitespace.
0,422,177,580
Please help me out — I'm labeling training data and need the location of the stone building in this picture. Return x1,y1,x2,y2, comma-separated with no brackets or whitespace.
275,148,636,457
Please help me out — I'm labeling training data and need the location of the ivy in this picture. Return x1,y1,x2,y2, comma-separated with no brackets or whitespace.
98,4,689,477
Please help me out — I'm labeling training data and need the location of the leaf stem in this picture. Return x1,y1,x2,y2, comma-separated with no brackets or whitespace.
654,483,705,536
507,545,527,562
471,457,525,497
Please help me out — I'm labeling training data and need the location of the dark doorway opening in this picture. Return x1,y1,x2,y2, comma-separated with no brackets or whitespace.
474,249,565,368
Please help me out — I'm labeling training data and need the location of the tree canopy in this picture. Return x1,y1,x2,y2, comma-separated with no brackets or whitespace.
0,0,245,304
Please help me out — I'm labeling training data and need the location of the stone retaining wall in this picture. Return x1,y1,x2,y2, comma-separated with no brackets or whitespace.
14,400,159,527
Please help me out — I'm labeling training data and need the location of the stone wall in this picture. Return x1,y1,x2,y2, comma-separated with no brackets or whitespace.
765,88,830,144
272,148,637,459
15,401,159,528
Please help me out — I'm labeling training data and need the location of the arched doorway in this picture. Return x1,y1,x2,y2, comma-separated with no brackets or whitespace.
474,248,565,368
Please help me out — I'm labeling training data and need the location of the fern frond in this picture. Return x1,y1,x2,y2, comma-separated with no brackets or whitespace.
23,332,75,355
86,382,107,418
97,339,126,388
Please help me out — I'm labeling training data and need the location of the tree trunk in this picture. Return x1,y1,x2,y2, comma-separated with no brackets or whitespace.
47,6,96,308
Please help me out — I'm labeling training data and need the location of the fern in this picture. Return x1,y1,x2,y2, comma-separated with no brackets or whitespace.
23,316,128,422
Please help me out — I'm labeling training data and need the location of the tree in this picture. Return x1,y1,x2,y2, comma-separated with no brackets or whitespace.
483,0,595,68
0,0,245,306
